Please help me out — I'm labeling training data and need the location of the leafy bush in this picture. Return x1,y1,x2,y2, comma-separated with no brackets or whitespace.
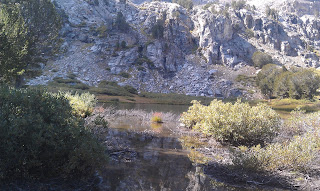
93,81,134,97
63,91,96,118
137,66,146,71
256,64,284,97
151,21,164,39
0,3,29,83
180,100,281,146
233,110,320,172
252,51,273,68
51,76,90,90
114,12,129,32
288,69,320,99
257,66,320,99
233,130,320,172
124,85,138,94
0,87,106,180
273,71,291,98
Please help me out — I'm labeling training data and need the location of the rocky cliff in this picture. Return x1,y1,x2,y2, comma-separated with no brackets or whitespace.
27,0,320,98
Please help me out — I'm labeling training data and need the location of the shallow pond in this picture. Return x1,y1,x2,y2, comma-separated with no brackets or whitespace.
100,118,215,191
99,111,287,190
101,102,190,115
101,102,296,119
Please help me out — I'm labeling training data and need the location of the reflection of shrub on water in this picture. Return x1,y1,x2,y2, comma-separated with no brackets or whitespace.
151,112,163,123
89,106,179,126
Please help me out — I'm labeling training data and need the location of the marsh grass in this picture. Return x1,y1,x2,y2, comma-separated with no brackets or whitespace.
268,98,320,112
139,92,214,105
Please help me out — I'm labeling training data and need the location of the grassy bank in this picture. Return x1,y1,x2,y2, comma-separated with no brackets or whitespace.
34,77,214,105
32,76,320,112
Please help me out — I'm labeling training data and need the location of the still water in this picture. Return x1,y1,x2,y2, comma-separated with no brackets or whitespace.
97,103,288,190
100,118,214,191
101,102,190,114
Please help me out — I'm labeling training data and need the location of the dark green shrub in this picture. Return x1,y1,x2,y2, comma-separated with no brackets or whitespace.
273,71,292,98
0,0,61,84
256,64,284,97
114,12,129,32
74,83,90,90
235,75,256,86
257,66,320,99
67,73,77,79
151,21,164,39
98,80,118,87
124,85,138,94
288,69,320,99
93,81,134,97
85,0,99,6
0,87,106,180
252,51,273,68
121,40,127,49
97,24,108,38
53,77,78,84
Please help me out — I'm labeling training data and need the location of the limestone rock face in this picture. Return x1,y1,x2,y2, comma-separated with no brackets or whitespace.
27,0,320,98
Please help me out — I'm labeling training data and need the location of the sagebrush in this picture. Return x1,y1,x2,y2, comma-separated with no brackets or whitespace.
180,100,281,146
232,110,320,172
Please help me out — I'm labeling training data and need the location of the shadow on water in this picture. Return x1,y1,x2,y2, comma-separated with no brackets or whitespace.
204,163,295,191
100,121,213,191
99,119,292,191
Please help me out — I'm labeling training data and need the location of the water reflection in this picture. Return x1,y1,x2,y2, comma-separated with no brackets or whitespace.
101,120,214,191
101,102,190,115
99,107,291,190
100,102,294,119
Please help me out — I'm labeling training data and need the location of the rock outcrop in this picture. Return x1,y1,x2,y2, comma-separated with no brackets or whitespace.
27,0,320,98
